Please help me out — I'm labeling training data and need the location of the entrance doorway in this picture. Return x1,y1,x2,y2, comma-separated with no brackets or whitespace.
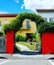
26,33,33,42
0,37,5,53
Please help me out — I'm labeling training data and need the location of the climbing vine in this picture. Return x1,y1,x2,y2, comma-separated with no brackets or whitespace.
38,22,54,33
3,12,45,33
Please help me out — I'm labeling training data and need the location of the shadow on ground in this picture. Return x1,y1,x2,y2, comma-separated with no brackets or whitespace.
14,46,41,55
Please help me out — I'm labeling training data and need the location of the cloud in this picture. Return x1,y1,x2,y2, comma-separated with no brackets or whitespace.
0,10,9,14
22,0,54,12
14,0,19,3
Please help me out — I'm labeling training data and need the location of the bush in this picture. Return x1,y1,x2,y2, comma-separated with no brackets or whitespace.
31,33,36,41
19,35,26,41
38,22,54,33
36,32,41,44
31,33,36,39
0,31,4,36
3,24,12,33
15,34,26,41
15,34,20,41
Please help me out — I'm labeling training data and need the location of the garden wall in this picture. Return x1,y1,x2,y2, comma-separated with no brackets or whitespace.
42,32,54,54
6,30,14,54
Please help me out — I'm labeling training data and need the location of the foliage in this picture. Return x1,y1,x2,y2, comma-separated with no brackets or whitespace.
19,35,26,41
30,33,36,42
36,32,41,44
3,23,12,33
0,31,3,36
15,34,20,41
38,22,54,33
31,33,36,39
0,31,5,36
15,34,26,41
3,12,45,33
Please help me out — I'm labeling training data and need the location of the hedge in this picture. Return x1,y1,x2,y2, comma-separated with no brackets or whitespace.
38,22,54,33
15,34,26,41
3,12,45,33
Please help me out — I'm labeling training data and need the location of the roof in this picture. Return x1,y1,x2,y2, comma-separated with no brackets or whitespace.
36,9,54,12
0,14,18,17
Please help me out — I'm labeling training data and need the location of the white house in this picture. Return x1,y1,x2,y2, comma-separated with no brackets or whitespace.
36,9,54,22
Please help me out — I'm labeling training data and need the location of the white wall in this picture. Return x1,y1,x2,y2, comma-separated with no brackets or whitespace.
37,11,54,22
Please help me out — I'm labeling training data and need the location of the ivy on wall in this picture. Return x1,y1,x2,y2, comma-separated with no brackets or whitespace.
3,12,45,33
38,22,54,33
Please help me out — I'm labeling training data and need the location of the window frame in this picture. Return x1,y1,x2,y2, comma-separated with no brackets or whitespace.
26,19,30,29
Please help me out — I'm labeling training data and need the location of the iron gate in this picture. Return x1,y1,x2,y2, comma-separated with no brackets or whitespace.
0,37,5,53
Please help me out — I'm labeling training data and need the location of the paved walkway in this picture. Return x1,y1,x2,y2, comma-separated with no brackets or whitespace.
16,44,31,51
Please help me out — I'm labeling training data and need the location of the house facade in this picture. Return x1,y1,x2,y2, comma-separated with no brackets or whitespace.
36,9,54,22
0,14,17,31
0,14,36,37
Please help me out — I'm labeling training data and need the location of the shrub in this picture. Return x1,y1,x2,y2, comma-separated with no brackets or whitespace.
15,34,26,41
31,33,36,41
0,31,4,36
38,22,54,33
15,34,20,41
36,32,41,44
19,35,26,41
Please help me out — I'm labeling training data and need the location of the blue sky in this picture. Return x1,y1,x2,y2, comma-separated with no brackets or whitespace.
0,0,54,14
0,0,33,14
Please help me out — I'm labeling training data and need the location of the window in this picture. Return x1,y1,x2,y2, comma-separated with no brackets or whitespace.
26,19,30,29
49,18,54,22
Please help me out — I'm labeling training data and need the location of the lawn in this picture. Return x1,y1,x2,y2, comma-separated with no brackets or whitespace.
16,42,36,51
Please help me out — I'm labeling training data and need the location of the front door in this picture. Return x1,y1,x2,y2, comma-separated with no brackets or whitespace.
0,37,5,53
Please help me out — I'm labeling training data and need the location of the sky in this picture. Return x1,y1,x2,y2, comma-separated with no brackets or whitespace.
0,0,54,14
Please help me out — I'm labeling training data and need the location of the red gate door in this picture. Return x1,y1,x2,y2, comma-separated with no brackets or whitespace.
6,30,14,54
42,32,54,54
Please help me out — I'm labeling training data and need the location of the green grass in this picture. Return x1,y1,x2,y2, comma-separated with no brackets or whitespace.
16,42,36,51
